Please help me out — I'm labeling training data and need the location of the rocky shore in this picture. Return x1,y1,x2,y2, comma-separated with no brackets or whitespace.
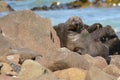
0,9,119,80
0,0,120,12
31,0,120,11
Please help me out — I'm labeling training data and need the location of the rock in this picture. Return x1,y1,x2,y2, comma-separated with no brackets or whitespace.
85,66,116,80
9,62,21,73
0,1,14,12
9,48,42,64
54,68,86,80
0,48,42,64
1,63,17,76
0,75,19,80
103,64,120,77
6,54,20,64
19,60,59,80
31,5,49,11
0,63,3,68
37,48,107,71
93,0,106,7
50,2,69,10
117,76,120,80
68,0,90,9
0,10,60,55
50,2,61,10
94,56,108,69
0,33,12,62
110,55,120,69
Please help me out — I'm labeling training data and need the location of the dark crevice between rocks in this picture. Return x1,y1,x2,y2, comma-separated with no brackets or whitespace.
7,5,14,11
50,32,54,43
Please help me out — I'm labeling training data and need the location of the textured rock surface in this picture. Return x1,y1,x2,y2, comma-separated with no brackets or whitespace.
110,55,120,69
19,60,59,80
0,1,14,12
103,64,120,77
0,75,19,80
85,66,116,80
0,10,60,55
54,68,86,80
37,48,107,71
1,63,17,76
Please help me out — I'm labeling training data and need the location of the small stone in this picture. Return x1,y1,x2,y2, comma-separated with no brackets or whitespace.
1,63,17,76
9,62,21,73
6,54,20,64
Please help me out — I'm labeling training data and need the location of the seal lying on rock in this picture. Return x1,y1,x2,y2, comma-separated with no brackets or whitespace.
54,16,86,47
66,29,109,59
54,16,120,59
88,23,103,33
91,25,120,55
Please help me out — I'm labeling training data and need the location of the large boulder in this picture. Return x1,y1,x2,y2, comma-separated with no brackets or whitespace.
0,1,14,12
19,60,59,80
54,68,86,80
36,48,107,71
85,66,116,80
0,10,60,55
